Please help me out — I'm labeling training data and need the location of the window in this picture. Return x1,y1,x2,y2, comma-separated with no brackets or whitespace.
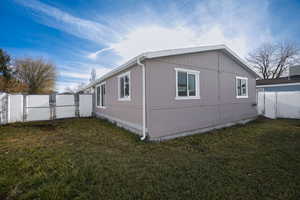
96,86,100,107
118,71,130,101
236,76,248,98
96,82,106,108
175,68,200,100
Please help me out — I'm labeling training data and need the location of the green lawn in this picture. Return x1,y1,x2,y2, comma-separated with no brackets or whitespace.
0,117,300,200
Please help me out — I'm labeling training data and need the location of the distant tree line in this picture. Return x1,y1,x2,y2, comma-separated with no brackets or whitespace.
0,49,57,94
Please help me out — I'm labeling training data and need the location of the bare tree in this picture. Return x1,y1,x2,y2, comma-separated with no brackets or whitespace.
63,86,74,94
14,58,57,94
63,82,86,94
247,42,300,79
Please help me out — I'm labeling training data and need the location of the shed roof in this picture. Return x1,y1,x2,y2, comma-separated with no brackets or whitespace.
80,45,258,91
256,76,300,86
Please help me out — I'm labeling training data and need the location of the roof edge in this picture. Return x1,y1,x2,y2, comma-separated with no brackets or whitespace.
79,44,258,92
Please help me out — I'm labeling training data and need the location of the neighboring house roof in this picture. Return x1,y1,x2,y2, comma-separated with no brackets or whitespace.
256,76,300,87
79,45,258,92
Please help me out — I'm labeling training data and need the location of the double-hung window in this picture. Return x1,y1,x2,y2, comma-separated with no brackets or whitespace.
236,76,248,98
175,68,200,100
96,82,106,108
118,71,130,101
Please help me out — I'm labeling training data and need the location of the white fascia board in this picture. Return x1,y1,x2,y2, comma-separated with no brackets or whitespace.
82,44,258,90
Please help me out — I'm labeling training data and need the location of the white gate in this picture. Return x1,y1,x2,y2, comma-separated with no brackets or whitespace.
257,91,300,119
8,95,24,123
257,92,265,115
56,95,76,119
26,95,51,121
79,95,93,117
264,92,276,119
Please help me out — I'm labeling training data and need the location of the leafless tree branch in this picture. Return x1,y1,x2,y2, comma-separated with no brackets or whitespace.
247,41,300,79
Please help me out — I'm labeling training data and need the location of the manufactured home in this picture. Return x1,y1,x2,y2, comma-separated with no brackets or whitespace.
82,45,258,141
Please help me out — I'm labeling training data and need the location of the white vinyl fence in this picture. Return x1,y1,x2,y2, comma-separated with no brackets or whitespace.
0,94,8,124
0,94,93,124
257,91,300,119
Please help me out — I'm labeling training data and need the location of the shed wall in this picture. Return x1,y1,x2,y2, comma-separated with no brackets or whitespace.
94,64,143,134
145,50,257,139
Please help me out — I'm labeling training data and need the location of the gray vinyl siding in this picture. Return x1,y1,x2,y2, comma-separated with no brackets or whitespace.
145,50,257,139
95,64,143,132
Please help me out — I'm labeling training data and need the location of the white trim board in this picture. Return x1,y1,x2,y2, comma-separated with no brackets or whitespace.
175,68,200,100
118,71,131,101
236,76,249,98
95,82,107,108
256,82,300,88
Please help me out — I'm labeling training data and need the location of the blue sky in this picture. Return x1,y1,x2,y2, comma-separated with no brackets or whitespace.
1,0,300,91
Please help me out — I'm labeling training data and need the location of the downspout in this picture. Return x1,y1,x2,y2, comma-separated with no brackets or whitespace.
137,57,147,140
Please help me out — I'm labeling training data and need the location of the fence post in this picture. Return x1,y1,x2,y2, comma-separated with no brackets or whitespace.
6,94,9,124
51,94,56,120
275,91,278,119
75,93,79,118
23,95,27,122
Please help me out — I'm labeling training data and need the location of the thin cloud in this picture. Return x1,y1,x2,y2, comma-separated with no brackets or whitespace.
59,71,90,79
88,0,273,63
60,65,112,80
15,0,274,91
87,47,113,60
14,0,119,44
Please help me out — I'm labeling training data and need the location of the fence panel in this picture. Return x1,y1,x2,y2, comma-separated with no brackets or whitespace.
257,91,300,119
26,95,51,121
257,92,265,115
1,93,95,125
264,92,276,119
0,94,8,124
79,94,92,117
8,95,24,123
277,92,300,119
56,95,76,119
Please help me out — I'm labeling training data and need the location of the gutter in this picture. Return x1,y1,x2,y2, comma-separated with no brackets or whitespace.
137,57,147,140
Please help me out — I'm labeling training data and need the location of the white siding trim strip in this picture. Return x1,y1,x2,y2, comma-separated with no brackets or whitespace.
256,82,300,88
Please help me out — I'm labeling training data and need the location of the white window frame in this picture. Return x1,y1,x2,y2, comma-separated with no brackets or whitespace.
236,76,248,98
175,68,200,100
118,71,131,101
96,82,106,108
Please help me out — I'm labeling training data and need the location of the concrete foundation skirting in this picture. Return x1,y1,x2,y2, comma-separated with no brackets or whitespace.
149,117,257,142
95,112,144,136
